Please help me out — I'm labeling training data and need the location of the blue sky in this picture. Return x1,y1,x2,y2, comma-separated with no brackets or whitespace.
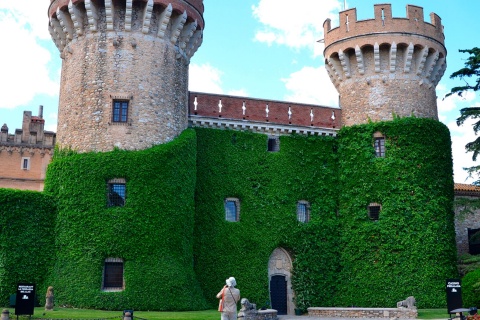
0,0,479,183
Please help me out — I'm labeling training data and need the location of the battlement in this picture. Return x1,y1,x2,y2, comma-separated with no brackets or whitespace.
48,0,204,60
0,107,56,148
322,3,446,126
324,4,444,50
188,92,341,132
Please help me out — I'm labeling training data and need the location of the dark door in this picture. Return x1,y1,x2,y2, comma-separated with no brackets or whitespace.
270,275,287,315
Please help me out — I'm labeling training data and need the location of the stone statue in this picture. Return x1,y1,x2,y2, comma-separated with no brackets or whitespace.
238,298,258,320
397,296,416,309
45,286,54,310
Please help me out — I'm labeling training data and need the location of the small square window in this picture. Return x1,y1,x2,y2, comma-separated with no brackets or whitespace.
225,198,240,222
297,201,310,223
112,100,129,123
21,157,30,170
108,179,126,207
368,203,381,220
267,136,280,152
103,258,124,291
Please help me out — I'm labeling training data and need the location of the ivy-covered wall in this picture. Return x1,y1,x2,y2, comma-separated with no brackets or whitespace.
43,129,207,310
0,189,56,306
335,117,458,308
193,128,340,309
0,117,458,310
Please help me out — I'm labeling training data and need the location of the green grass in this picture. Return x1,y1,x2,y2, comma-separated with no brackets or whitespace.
2,307,450,319
3,307,219,320
417,309,450,319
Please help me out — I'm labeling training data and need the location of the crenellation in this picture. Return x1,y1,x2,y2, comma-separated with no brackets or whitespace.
323,3,446,126
50,17,66,51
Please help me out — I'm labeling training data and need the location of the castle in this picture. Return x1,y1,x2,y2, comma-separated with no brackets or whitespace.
0,1,471,316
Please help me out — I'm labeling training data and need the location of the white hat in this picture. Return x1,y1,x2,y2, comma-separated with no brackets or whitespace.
226,277,236,287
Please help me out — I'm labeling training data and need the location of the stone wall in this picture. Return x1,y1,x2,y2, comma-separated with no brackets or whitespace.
323,4,446,126
308,307,417,318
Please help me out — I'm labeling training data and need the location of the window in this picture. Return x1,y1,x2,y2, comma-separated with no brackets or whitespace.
21,157,30,170
368,203,381,220
112,100,129,123
373,132,385,157
297,201,310,223
103,258,124,291
468,228,480,255
225,198,240,222
267,136,280,152
108,178,126,207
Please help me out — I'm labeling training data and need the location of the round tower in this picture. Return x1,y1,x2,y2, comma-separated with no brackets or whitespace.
323,4,446,126
48,0,204,152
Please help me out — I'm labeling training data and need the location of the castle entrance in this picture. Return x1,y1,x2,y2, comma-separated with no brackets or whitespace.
268,248,294,315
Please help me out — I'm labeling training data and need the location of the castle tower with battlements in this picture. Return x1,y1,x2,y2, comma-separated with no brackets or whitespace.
323,4,446,126
48,0,204,152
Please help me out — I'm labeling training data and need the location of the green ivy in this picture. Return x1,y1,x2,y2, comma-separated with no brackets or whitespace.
0,117,458,310
43,129,207,310
335,117,458,308
0,189,56,306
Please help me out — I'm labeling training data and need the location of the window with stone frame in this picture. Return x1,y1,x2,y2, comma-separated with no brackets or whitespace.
102,258,124,291
296,200,310,223
468,228,480,255
368,203,381,220
225,198,240,222
107,178,126,207
373,132,385,157
112,100,129,123
21,157,30,170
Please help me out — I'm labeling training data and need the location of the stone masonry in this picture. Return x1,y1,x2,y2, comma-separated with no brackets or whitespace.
323,4,446,126
49,0,204,152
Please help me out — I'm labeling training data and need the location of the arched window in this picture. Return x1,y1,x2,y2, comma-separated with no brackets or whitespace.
296,200,310,223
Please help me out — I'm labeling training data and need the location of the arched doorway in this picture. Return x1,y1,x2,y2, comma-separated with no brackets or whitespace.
268,248,294,315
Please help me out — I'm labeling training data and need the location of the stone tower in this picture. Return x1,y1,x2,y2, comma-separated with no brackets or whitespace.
48,0,204,152
323,4,446,126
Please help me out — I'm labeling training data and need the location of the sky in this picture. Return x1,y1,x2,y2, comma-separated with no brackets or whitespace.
0,0,479,184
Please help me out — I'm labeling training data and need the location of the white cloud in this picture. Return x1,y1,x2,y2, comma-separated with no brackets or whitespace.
0,10,59,109
189,63,224,94
228,89,249,97
0,2,51,39
251,0,341,56
282,66,339,107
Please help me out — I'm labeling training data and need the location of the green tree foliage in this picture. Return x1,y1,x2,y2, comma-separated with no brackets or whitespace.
446,48,480,183
461,268,480,308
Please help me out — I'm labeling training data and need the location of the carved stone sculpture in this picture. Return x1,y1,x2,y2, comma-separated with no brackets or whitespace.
397,296,416,309
45,286,54,310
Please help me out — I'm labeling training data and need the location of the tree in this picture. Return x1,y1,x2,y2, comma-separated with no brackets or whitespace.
447,47,480,184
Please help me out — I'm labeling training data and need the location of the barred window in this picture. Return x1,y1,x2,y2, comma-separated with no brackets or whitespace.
112,100,129,123
468,228,480,255
225,198,240,222
108,179,126,207
21,157,30,170
103,258,124,291
368,203,381,220
373,132,385,157
297,201,310,223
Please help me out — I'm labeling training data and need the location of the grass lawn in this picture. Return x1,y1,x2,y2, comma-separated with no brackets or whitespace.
1,307,450,319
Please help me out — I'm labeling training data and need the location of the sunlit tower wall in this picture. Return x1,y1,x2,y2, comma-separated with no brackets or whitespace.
323,4,446,126
48,0,204,151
